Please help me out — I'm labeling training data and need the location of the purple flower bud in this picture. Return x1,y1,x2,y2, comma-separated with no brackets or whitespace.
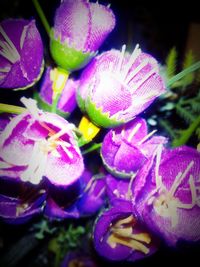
0,19,44,90
0,179,46,224
133,145,200,246
77,45,166,128
44,170,106,219
50,0,115,71
93,204,159,261
38,67,78,115
0,97,84,187
106,174,132,205
101,117,167,178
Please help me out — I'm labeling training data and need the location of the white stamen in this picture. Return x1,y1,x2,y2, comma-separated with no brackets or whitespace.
21,142,46,184
0,66,10,73
116,44,126,73
127,123,141,143
60,144,73,159
125,59,149,84
138,130,157,145
176,175,197,209
20,25,29,49
0,26,20,63
121,127,125,138
48,129,66,141
131,68,156,93
169,161,194,197
107,3,111,8
20,97,40,120
121,44,141,80
155,144,163,189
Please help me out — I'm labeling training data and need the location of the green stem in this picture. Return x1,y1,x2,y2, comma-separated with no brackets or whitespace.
0,103,26,114
32,0,51,36
82,143,102,155
172,115,200,147
51,93,60,114
167,61,200,88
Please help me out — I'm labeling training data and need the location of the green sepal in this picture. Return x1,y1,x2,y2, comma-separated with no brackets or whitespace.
85,96,125,128
76,89,86,113
34,92,70,118
50,33,94,71
101,152,137,179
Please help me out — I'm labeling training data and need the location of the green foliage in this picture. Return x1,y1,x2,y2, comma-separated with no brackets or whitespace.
181,50,195,87
47,224,86,267
166,47,177,78
159,48,200,147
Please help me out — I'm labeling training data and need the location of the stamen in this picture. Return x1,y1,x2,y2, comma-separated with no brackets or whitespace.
176,175,197,209
20,25,29,49
125,59,149,84
130,68,156,93
107,3,111,8
155,144,163,189
126,174,137,200
116,44,126,73
0,66,10,73
0,26,20,62
21,97,40,120
48,129,66,141
0,41,17,63
114,215,135,228
138,130,157,145
107,234,150,254
21,141,46,184
127,123,141,143
112,228,151,244
169,161,194,197
121,44,141,81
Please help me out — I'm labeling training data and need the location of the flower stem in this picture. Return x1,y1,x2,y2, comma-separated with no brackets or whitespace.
82,143,102,155
0,103,26,114
32,0,51,36
166,61,200,88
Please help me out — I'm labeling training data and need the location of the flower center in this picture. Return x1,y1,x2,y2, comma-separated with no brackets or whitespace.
148,145,198,227
107,215,151,254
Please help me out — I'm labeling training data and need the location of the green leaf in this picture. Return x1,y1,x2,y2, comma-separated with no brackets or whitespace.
167,61,200,88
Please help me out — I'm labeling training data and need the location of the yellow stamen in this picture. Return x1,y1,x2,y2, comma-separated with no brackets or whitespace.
107,234,150,254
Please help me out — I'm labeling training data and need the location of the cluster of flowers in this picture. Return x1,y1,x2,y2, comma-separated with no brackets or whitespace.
0,0,200,264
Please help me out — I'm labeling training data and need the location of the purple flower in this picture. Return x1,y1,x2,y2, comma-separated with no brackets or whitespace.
0,19,44,90
44,169,106,219
38,67,78,115
77,45,166,128
106,174,133,205
61,250,97,267
93,203,159,262
50,0,115,71
0,178,46,224
0,97,84,187
132,145,200,246
101,117,167,178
